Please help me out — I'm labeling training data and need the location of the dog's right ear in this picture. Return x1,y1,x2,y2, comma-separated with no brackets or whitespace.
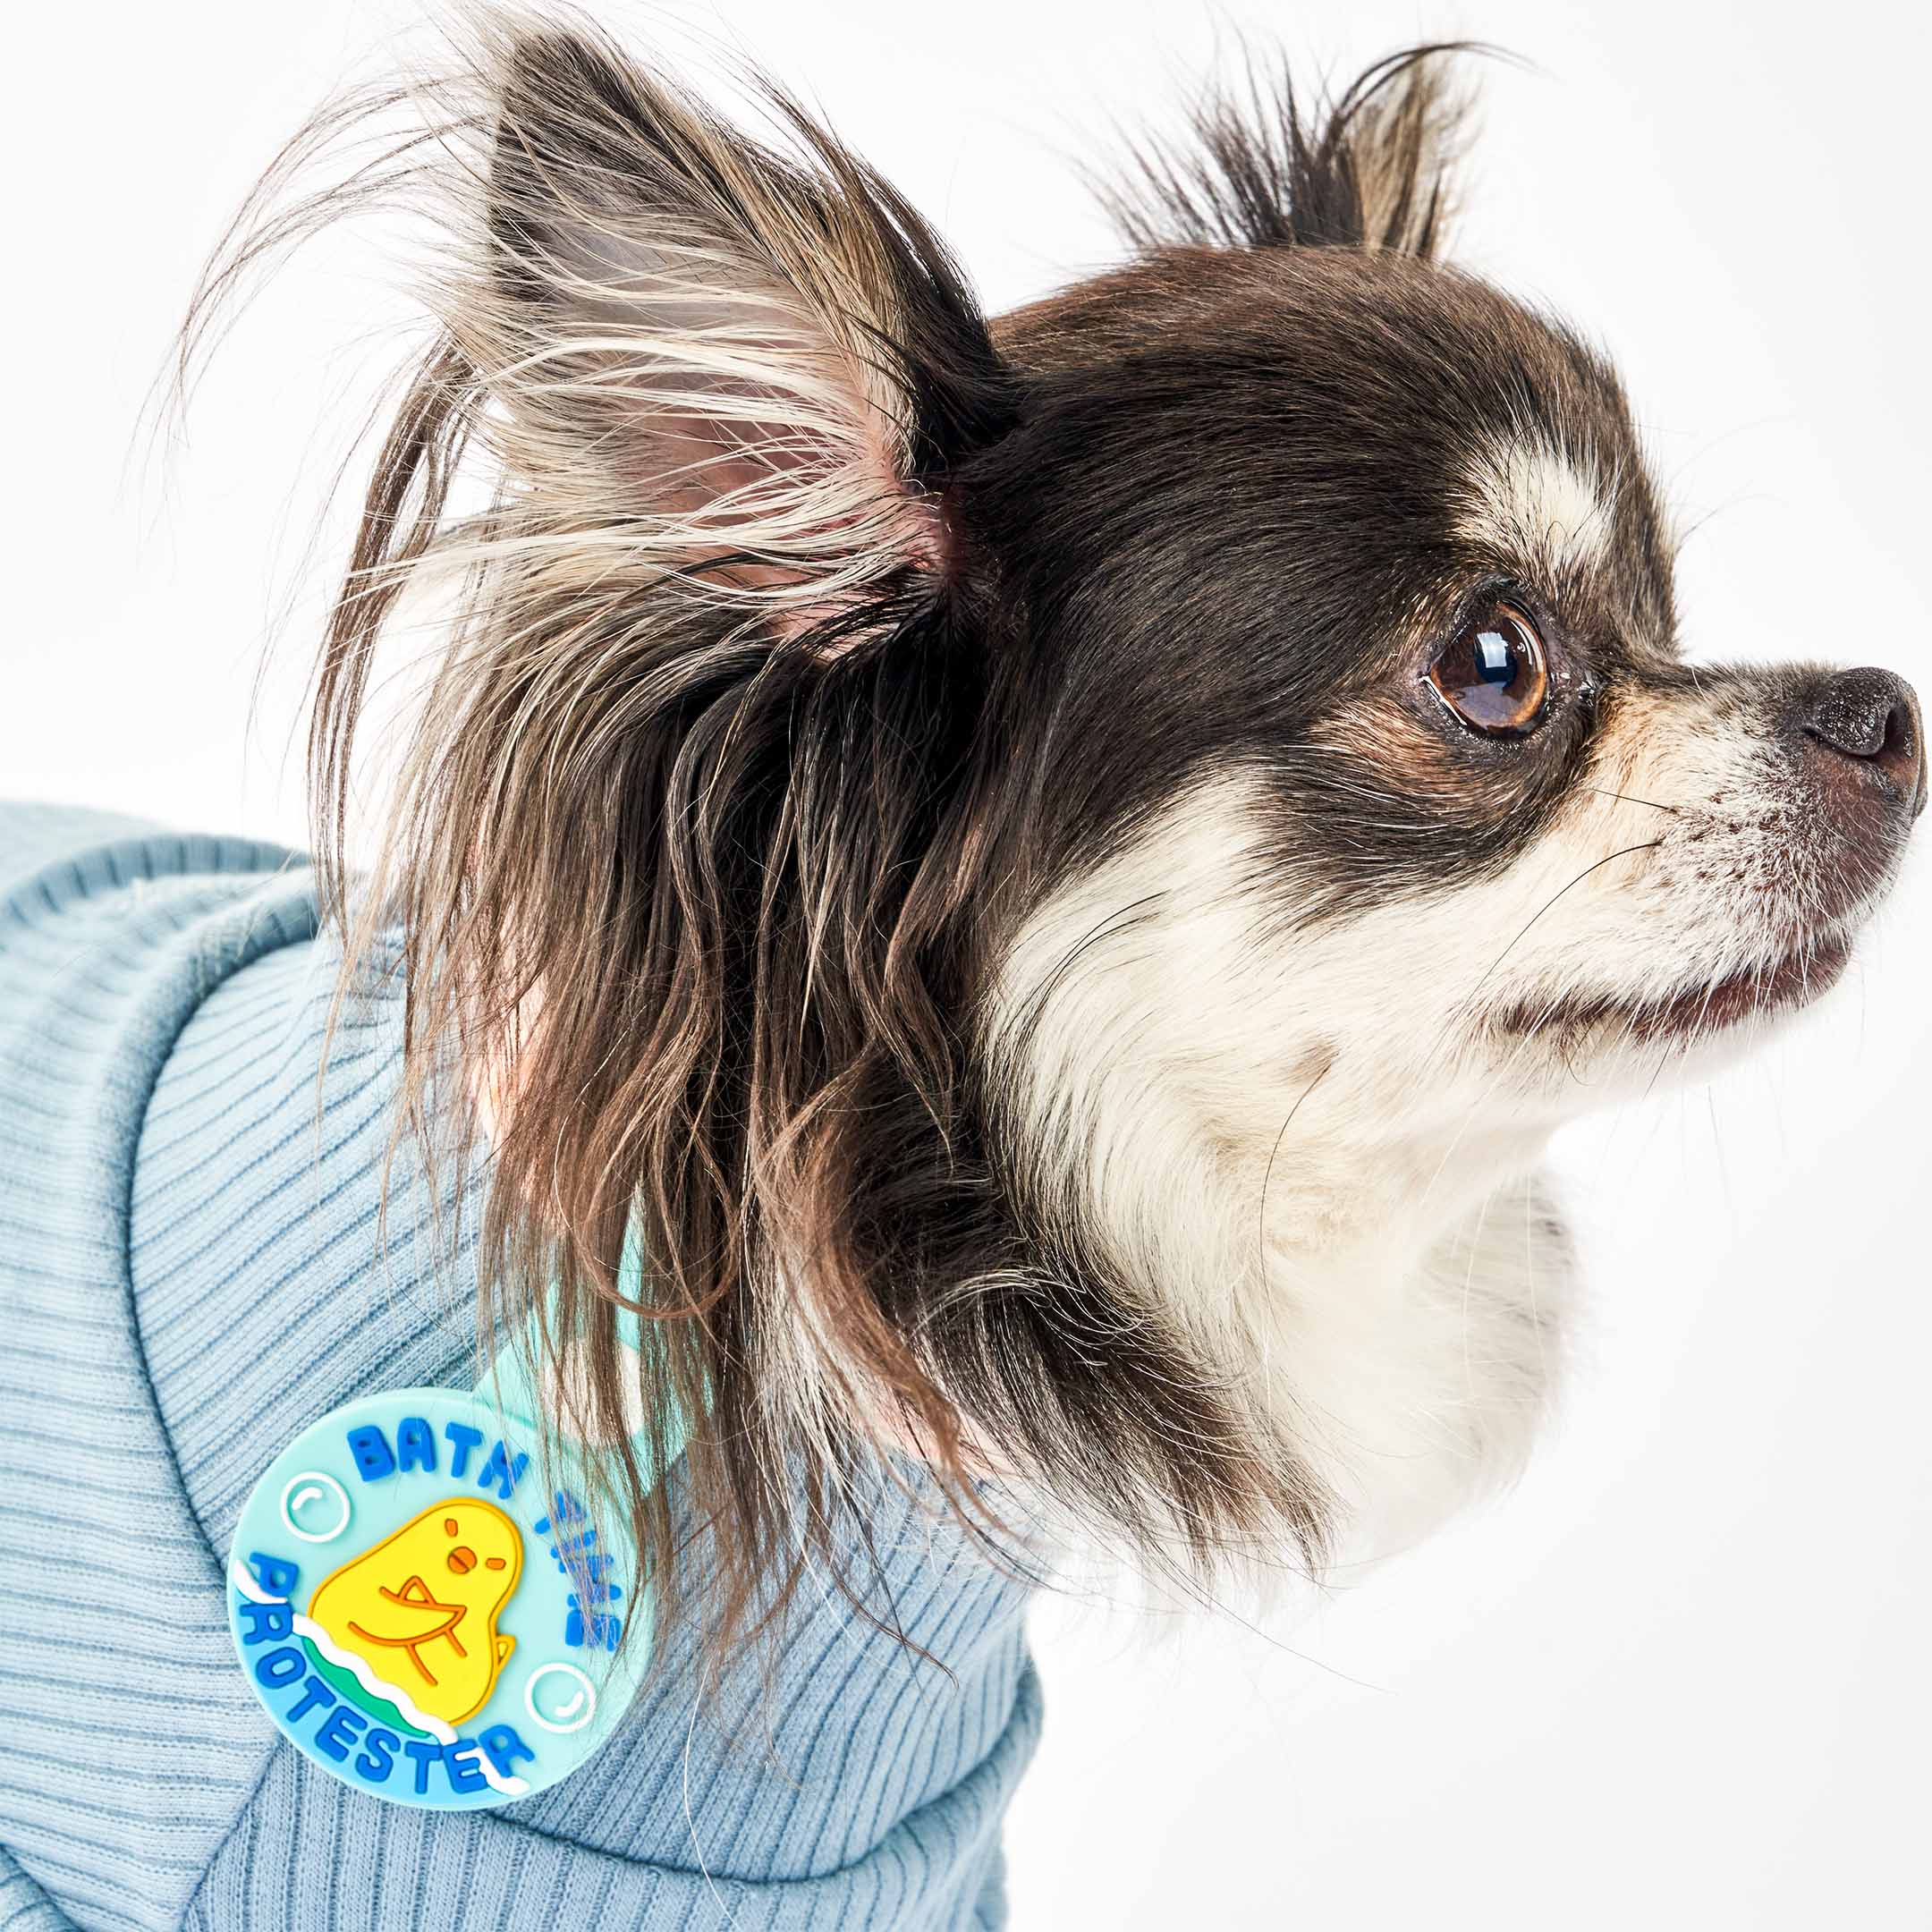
470,22,1017,627
1099,46,1478,263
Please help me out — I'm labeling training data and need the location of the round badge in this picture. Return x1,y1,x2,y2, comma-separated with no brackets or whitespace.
227,1386,649,1809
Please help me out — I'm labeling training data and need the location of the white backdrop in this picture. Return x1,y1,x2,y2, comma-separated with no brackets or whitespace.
6,2,1928,1927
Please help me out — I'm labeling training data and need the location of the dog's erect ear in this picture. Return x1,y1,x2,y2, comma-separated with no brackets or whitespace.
479,24,1016,617
1098,46,1476,262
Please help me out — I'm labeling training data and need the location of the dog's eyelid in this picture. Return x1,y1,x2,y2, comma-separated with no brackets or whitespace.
1424,574,1549,647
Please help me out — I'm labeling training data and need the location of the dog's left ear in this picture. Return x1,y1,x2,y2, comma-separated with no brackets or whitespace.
1100,46,1475,262
479,21,1019,623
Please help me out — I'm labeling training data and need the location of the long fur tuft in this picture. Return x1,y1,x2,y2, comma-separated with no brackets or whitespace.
178,3,1035,1659
1097,45,1481,260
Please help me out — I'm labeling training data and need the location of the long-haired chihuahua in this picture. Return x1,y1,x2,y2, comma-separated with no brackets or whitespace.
184,4,1923,1649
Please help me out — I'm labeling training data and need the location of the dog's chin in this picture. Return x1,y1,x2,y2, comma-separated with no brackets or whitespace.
1494,928,1856,1069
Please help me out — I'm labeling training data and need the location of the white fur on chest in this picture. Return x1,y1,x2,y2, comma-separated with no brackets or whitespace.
1265,1188,1571,1563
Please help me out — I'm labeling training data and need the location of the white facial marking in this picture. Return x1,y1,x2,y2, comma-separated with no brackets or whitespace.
1458,436,1612,579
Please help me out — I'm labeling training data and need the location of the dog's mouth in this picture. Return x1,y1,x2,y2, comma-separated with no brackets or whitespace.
1494,931,1854,1046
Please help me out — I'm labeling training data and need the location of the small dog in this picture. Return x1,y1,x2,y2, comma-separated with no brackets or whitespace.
189,6,1922,1632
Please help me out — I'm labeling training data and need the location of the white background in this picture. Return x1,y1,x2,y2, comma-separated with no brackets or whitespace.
6,2,1928,1927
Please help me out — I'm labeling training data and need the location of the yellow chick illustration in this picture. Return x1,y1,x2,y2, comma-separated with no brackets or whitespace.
308,1498,523,1724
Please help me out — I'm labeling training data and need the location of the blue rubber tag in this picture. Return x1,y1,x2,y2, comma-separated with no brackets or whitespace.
228,1261,671,1808
227,1386,648,1808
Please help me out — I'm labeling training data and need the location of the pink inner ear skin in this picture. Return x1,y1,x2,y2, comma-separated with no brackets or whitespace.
597,387,946,653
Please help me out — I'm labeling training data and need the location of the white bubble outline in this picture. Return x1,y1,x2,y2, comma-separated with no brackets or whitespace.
278,1470,352,1544
523,1661,597,1734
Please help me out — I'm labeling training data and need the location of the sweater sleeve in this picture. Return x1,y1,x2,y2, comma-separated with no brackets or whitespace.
0,801,317,1931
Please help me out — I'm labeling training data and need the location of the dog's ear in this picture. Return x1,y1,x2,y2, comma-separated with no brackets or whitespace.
1099,46,1476,262
479,23,1016,625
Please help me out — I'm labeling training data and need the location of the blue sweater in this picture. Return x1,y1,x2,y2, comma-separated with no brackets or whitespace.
0,803,1039,1931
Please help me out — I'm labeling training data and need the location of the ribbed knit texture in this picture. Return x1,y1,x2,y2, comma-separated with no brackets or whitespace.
0,802,1039,1932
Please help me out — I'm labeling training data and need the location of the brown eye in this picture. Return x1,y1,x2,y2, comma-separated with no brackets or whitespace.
1427,602,1549,736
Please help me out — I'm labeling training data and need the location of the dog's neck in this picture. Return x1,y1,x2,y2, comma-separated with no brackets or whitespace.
1255,1164,1573,1563
1128,1098,1573,1567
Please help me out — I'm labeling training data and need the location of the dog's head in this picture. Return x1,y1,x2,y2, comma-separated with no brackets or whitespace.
204,15,1919,1618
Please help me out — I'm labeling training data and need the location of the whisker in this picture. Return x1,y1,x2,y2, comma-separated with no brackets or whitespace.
1480,841,1665,980
1257,1056,1336,1282
1583,785,1679,817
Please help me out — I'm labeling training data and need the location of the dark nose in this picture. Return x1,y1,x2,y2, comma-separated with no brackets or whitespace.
1801,666,1927,818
